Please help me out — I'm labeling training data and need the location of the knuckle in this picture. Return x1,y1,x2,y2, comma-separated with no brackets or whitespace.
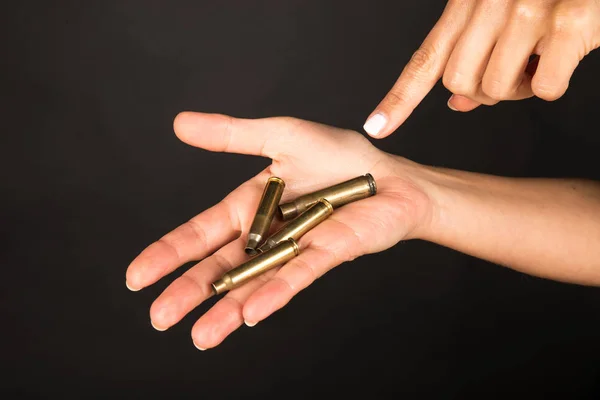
512,1,542,22
181,274,212,299
383,45,439,109
552,3,591,33
482,0,508,9
288,259,317,288
332,219,363,262
187,219,209,250
442,70,470,95
220,115,235,153
406,46,438,77
385,87,412,107
447,0,471,9
212,253,234,275
156,237,181,263
222,198,242,233
482,76,510,100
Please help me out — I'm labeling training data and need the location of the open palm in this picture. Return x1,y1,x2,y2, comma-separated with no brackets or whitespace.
126,112,431,349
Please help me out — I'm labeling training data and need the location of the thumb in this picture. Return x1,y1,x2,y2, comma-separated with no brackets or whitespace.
173,111,285,159
447,94,481,112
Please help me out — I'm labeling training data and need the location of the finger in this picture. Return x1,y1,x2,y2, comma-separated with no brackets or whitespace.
149,238,249,331
126,181,259,291
363,0,476,138
481,4,544,100
173,111,288,159
442,0,510,107
190,248,286,350
241,246,335,326
242,197,391,325
447,94,482,112
531,34,581,101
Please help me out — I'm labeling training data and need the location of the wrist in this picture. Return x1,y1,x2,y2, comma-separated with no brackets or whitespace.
374,154,435,241
383,154,470,243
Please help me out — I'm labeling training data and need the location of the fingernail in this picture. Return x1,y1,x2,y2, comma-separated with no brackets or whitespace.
151,320,167,332
363,113,387,136
447,96,458,111
193,342,206,351
244,320,257,327
125,280,140,292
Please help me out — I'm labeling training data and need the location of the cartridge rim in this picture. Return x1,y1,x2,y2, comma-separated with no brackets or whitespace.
268,176,286,187
317,198,334,213
365,173,377,195
288,238,300,256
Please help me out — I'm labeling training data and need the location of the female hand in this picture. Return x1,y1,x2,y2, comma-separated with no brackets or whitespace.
125,112,432,350
363,0,600,138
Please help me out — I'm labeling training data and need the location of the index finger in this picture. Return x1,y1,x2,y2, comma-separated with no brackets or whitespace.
363,0,474,138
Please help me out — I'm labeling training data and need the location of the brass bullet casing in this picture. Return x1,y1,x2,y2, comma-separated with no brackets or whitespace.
278,173,376,221
245,177,286,255
211,238,299,295
259,198,333,253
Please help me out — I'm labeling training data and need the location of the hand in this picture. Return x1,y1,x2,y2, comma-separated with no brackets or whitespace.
125,112,433,349
363,0,600,138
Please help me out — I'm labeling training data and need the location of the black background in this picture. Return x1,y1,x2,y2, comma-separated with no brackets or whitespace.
3,0,600,398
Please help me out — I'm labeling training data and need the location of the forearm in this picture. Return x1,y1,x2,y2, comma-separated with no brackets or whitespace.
412,163,600,285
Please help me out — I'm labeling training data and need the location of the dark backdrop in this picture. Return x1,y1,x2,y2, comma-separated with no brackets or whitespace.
3,0,600,398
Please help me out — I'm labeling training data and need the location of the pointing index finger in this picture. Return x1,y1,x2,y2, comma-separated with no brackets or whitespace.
363,0,473,138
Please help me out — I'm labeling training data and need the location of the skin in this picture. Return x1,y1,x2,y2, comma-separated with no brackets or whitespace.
363,0,600,138
126,112,600,350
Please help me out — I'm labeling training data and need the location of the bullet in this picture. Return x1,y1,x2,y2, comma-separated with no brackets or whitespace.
211,238,299,295
245,177,285,255
258,198,333,253
278,173,376,221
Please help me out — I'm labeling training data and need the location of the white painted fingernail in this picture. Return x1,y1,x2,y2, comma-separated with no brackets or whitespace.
193,342,206,351
150,320,167,332
244,320,257,327
125,280,140,292
447,96,458,111
363,113,387,136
